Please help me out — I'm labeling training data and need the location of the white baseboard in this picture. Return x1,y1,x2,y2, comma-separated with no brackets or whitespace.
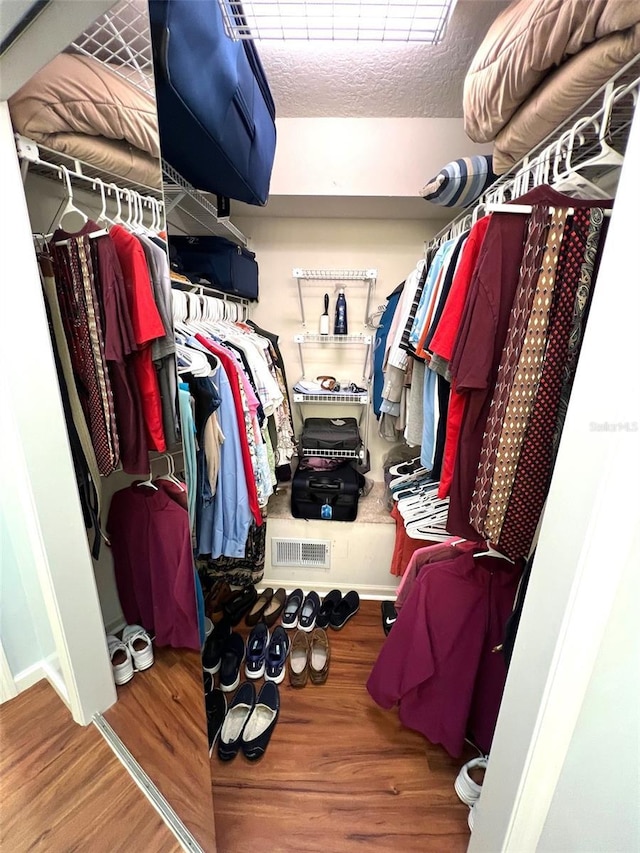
14,653,69,706
259,578,399,599
14,661,48,694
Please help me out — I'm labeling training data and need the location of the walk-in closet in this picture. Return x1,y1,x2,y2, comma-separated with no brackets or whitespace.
1,1,639,852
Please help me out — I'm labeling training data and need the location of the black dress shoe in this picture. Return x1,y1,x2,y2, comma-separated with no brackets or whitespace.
316,589,342,629
298,591,321,632
281,588,304,629
241,681,280,761
202,619,231,675
218,681,255,761
206,688,227,755
329,590,360,630
219,632,245,692
381,600,397,636
224,586,258,626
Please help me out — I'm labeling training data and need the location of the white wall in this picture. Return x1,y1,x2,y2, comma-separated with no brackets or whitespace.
235,215,438,479
537,540,640,853
270,118,492,198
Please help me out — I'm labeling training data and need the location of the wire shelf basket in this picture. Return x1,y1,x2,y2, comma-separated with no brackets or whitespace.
293,393,369,404
299,447,364,460
293,269,378,282
294,333,372,344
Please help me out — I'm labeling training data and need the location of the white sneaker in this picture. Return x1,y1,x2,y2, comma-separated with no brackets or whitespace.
122,624,154,672
454,755,488,807
107,635,134,686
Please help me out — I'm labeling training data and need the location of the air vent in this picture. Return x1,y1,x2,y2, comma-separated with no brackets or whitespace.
271,538,331,569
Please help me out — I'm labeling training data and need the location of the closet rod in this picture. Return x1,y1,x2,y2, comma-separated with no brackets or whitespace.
171,279,250,309
426,61,639,251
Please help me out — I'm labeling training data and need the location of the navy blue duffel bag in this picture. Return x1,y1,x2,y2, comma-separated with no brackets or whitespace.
170,235,259,301
149,0,276,206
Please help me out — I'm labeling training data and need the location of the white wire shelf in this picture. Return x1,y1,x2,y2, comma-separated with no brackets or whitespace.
293,268,377,281
293,393,369,405
294,333,372,344
299,447,364,460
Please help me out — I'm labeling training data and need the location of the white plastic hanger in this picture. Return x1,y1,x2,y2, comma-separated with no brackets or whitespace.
108,183,126,225
473,543,514,563
156,454,186,492
136,471,158,491
57,165,88,232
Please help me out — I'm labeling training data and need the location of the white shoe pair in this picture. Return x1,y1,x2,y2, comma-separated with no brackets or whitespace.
454,756,488,832
107,625,154,686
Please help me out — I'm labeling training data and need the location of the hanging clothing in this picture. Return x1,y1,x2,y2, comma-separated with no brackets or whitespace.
107,483,200,651
374,284,404,417
178,382,197,528
367,552,520,757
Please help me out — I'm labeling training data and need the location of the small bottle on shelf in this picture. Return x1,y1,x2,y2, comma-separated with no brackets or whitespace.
334,288,348,335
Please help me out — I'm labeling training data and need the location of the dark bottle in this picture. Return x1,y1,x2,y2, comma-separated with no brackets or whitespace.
334,288,348,335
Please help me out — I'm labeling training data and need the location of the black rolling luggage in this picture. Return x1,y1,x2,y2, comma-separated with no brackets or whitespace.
291,462,365,522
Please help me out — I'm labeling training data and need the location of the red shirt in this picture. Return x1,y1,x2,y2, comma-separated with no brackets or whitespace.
110,225,166,452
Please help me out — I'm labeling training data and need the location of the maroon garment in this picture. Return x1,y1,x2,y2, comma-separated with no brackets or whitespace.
395,539,478,611
107,484,200,650
446,186,611,541
88,225,149,474
367,552,520,757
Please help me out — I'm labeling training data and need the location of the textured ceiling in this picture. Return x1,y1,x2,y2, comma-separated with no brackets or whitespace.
258,1,509,118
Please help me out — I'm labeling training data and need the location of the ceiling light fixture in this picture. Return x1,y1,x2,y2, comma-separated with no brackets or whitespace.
219,0,459,43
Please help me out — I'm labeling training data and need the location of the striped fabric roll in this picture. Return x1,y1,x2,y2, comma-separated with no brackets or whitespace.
420,155,496,207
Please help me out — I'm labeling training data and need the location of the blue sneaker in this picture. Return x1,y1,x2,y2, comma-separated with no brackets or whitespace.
265,626,290,684
245,622,269,680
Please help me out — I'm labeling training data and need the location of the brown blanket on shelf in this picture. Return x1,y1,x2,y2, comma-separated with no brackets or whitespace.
464,0,640,144
9,52,162,189
492,29,640,174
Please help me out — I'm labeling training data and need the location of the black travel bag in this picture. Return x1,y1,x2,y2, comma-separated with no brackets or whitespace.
300,417,361,453
291,462,365,522
170,235,259,301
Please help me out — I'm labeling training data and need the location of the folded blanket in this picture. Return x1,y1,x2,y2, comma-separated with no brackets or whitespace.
10,52,161,188
464,0,640,144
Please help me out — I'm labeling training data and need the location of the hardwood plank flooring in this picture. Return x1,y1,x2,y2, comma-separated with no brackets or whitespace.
0,680,180,853
104,646,217,852
211,600,474,853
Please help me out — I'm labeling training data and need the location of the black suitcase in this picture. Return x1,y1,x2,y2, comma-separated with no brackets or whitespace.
291,462,365,522
301,418,361,453
170,236,259,300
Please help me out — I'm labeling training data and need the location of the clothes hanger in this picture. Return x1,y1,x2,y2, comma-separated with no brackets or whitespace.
155,454,185,491
57,165,88,232
136,470,158,490
94,178,114,227
108,183,126,225
473,543,514,563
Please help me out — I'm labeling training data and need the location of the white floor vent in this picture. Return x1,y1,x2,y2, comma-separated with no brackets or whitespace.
271,538,331,570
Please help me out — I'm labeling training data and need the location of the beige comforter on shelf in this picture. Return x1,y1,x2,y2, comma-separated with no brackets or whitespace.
9,52,162,189
464,0,640,145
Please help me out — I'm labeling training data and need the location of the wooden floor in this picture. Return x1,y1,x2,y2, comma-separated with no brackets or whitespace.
104,646,216,852
211,600,473,853
0,680,180,853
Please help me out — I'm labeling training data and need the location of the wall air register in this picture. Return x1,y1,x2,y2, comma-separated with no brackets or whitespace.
271,538,331,570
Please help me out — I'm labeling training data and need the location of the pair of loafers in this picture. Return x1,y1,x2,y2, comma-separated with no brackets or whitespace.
245,587,287,627
281,589,321,631
205,581,258,627
317,589,360,630
289,628,330,688
218,681,280,762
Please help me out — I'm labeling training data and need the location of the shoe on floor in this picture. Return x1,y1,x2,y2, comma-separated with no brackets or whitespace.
315,589,342,629
298,591,321,632
289,631,310,688
329,590,360,630
244,588,274,627
219,632,245,692
245,622,270,680
218,681,256,761
202,619,232,675
122,624,154,671
224,586,258,626
454,756,488,807
262,587,287,627
381,601,397,636
309,628,330,685
241,681,280,761
107,635,134,686
206,688,227,756
265,626,290,684
281,588,304,629
205,580,234,624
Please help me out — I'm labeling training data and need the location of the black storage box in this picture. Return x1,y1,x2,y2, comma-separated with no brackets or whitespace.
170,235,259,300
301,417,361,453
291,462,365,522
